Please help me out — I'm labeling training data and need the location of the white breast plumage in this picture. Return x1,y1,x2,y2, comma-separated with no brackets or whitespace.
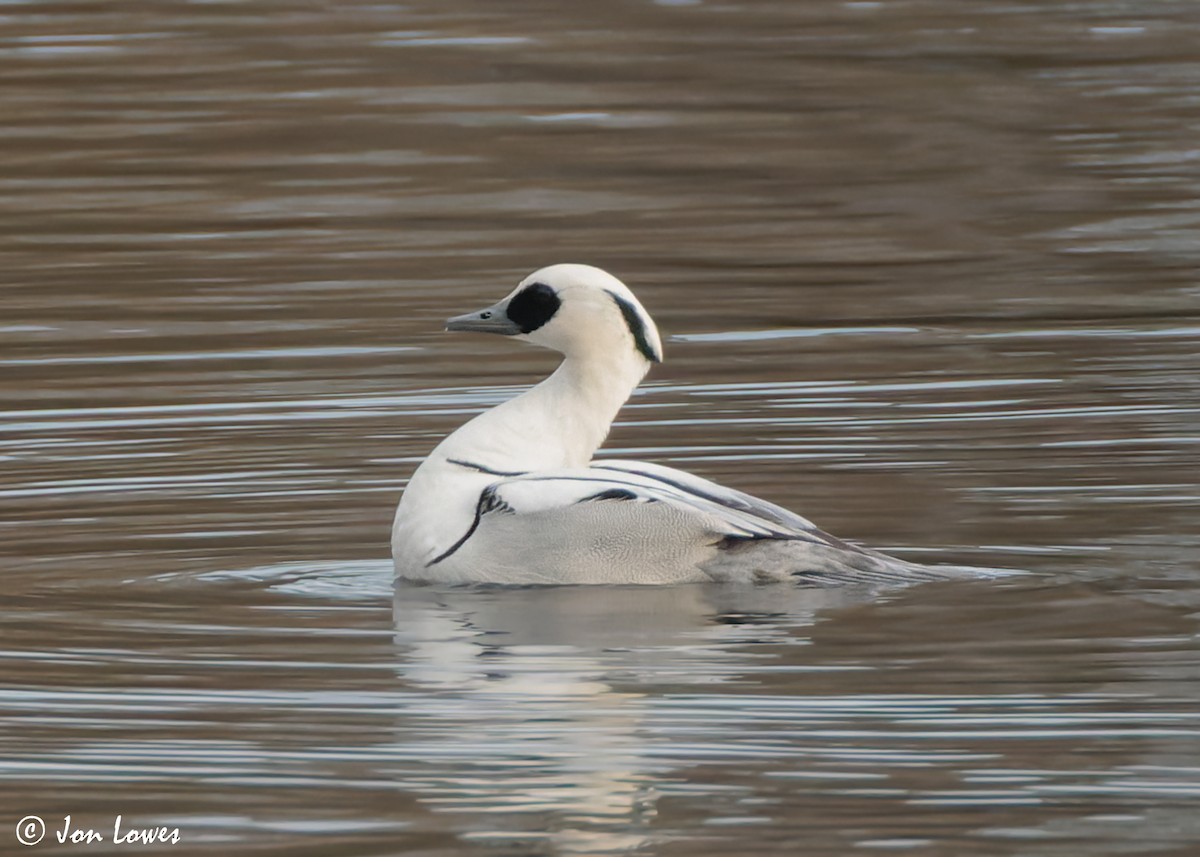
391,263,997,587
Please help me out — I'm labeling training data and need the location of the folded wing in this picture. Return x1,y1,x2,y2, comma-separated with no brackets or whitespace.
423,459,983,586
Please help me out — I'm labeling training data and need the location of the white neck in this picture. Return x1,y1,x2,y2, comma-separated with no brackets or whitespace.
434,349,649,472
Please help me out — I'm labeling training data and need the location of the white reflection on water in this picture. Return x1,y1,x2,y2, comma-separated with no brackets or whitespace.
391,583,863,852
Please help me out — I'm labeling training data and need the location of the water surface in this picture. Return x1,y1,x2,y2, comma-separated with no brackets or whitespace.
2,0,1199,854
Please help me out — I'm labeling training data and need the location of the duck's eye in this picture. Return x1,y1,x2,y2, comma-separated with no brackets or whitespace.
506,282,560,333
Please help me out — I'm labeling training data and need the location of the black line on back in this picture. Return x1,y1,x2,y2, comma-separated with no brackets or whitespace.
593,463,868,553
579,487,640,503
517,475,646,488
604,290,661,363
591,464,741,513
447,458,527,478
715,533,803,548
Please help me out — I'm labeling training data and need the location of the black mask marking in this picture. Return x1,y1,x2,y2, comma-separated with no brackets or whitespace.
505,282,560,333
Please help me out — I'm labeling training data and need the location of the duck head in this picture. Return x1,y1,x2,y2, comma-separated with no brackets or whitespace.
446,264,663,365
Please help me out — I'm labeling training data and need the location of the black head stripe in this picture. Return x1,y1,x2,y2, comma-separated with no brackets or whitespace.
505,282,560,333
606,290,661,363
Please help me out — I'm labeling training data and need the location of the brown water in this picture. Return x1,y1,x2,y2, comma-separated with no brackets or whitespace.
2,0,1199,854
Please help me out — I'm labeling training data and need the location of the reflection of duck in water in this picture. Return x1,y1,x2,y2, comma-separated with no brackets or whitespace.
391,584,869,854
393,263,994,586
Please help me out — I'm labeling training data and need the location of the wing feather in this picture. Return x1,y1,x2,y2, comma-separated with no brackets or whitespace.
423,462,991,586
492,469,791,540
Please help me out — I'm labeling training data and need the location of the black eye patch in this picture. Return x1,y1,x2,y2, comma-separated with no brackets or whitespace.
505,282,560,333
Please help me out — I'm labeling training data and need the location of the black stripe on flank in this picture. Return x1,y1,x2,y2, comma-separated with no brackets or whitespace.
579,487,640,503
716,533,800,547
591,465,743,513
605,290,661,364
715,520,862,554
427,486,512,567
512,475,647,488
805,528,866,554
592,463,865,552
447,458,527,478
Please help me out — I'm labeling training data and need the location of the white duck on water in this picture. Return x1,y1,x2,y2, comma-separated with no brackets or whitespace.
392,264,989,586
